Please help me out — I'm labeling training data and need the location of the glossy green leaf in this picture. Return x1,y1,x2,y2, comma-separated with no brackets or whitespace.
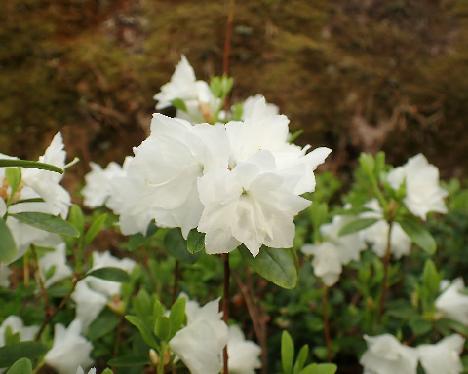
169,297,186,338
125,316,158,349
398,216,436,254
338,218,378,236
293,345,310,374
0,342,48,367
68,205,85,235
281,330,294,374
0,159,63,173
0,218,17,263
84,213,107,245
154,316,171,341
11,212,79,238
300,363,337,374
240,246,297,289
6,358,32,374
186,229,205,254
164,229,199,263
86,267,130,282
5,168,21,198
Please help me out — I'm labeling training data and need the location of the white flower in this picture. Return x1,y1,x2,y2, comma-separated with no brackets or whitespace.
360,200,411,259
82,161,126,207
301,243,342,286
71,281,108,332
416,334,465,374
170,297,228,374
21,132,70,218
320,215,366,264
39,243,72,287
360,334,418,374
227,325,261,374
154,56,219,122
226,96,331,195
76,367,96,374
387,154,448,220
198,151,310,256
242,94,279,120
0,316,38,347
86,251,136,298
435,278,468,325
0,263,11,288
45,319,93,374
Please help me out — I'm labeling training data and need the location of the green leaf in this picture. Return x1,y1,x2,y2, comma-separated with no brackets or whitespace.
281,331,294,374
169,297,186,338
409,318,432,336
154,316,171,341
300,363,337,374
87,316,119,341
421,259,440,303
240,246,297,289
108,354,149,367
125,316,158,349
293,345,309,374
86,267,130,282
164,229,200,263
0,217,18,263
102,369,114,374
338,218,378,236
398,216,436,254
11,212,79,238
187,230,205,254
68,205,85,235
84,213,107,245
5,168,21,199
6,358,32,374
0,159,63,174
0,342,48,367
171,98,187,112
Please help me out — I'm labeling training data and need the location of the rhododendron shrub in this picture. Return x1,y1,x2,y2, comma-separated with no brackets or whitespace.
0,56,466,374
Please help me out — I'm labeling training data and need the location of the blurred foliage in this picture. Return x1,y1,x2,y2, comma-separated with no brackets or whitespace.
1,0,468,185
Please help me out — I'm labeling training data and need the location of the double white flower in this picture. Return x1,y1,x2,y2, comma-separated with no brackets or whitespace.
105,96,331,256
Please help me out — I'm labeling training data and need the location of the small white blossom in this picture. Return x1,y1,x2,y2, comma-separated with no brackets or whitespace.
360,200,411,259
71,281,108,332
82,161,126,207
435,278,468,325
301,242,342,286
227,325,261,374
0,316,38,346
242,94,279,120
387,154,448,220
170,297,228,374
45,319,93,374
360,334,418,374
417,334,465,374
39,243,72,287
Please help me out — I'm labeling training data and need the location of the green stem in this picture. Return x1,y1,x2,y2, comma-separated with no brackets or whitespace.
158,343,167,374
378,221,393,320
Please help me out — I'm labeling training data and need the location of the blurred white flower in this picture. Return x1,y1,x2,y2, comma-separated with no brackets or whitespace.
360,200,411,259
435,278,468,325
198,151,310,256
301,242,342,286
0,316,38,346
242,94,279,120
71,281,108,332
86,251,136,298
320,215,366,264
154,56,219,122
227,325,261,374
416,334,464,374
0,263,11,288
170,297,228,374
82,161,126,207
387,154,447,220
360,334,418,374
39,243,72,287
45,319,93,374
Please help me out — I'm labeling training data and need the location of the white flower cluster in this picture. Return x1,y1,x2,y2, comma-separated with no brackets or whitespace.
0,133,70,261
435,278,468,325
360,333,465,374
169,295,260,374
83,60,331,257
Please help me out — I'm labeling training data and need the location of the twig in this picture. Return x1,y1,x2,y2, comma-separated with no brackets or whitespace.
322,285,333,362
222,0,235,111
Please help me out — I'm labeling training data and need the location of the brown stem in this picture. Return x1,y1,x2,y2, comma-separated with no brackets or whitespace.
378,221,393,319
322,285,333,362
222,0,235,111
35,275,80,340
233,272,269,374
222,253,230,374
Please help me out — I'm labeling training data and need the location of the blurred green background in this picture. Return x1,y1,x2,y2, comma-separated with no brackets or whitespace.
1,0,467,187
